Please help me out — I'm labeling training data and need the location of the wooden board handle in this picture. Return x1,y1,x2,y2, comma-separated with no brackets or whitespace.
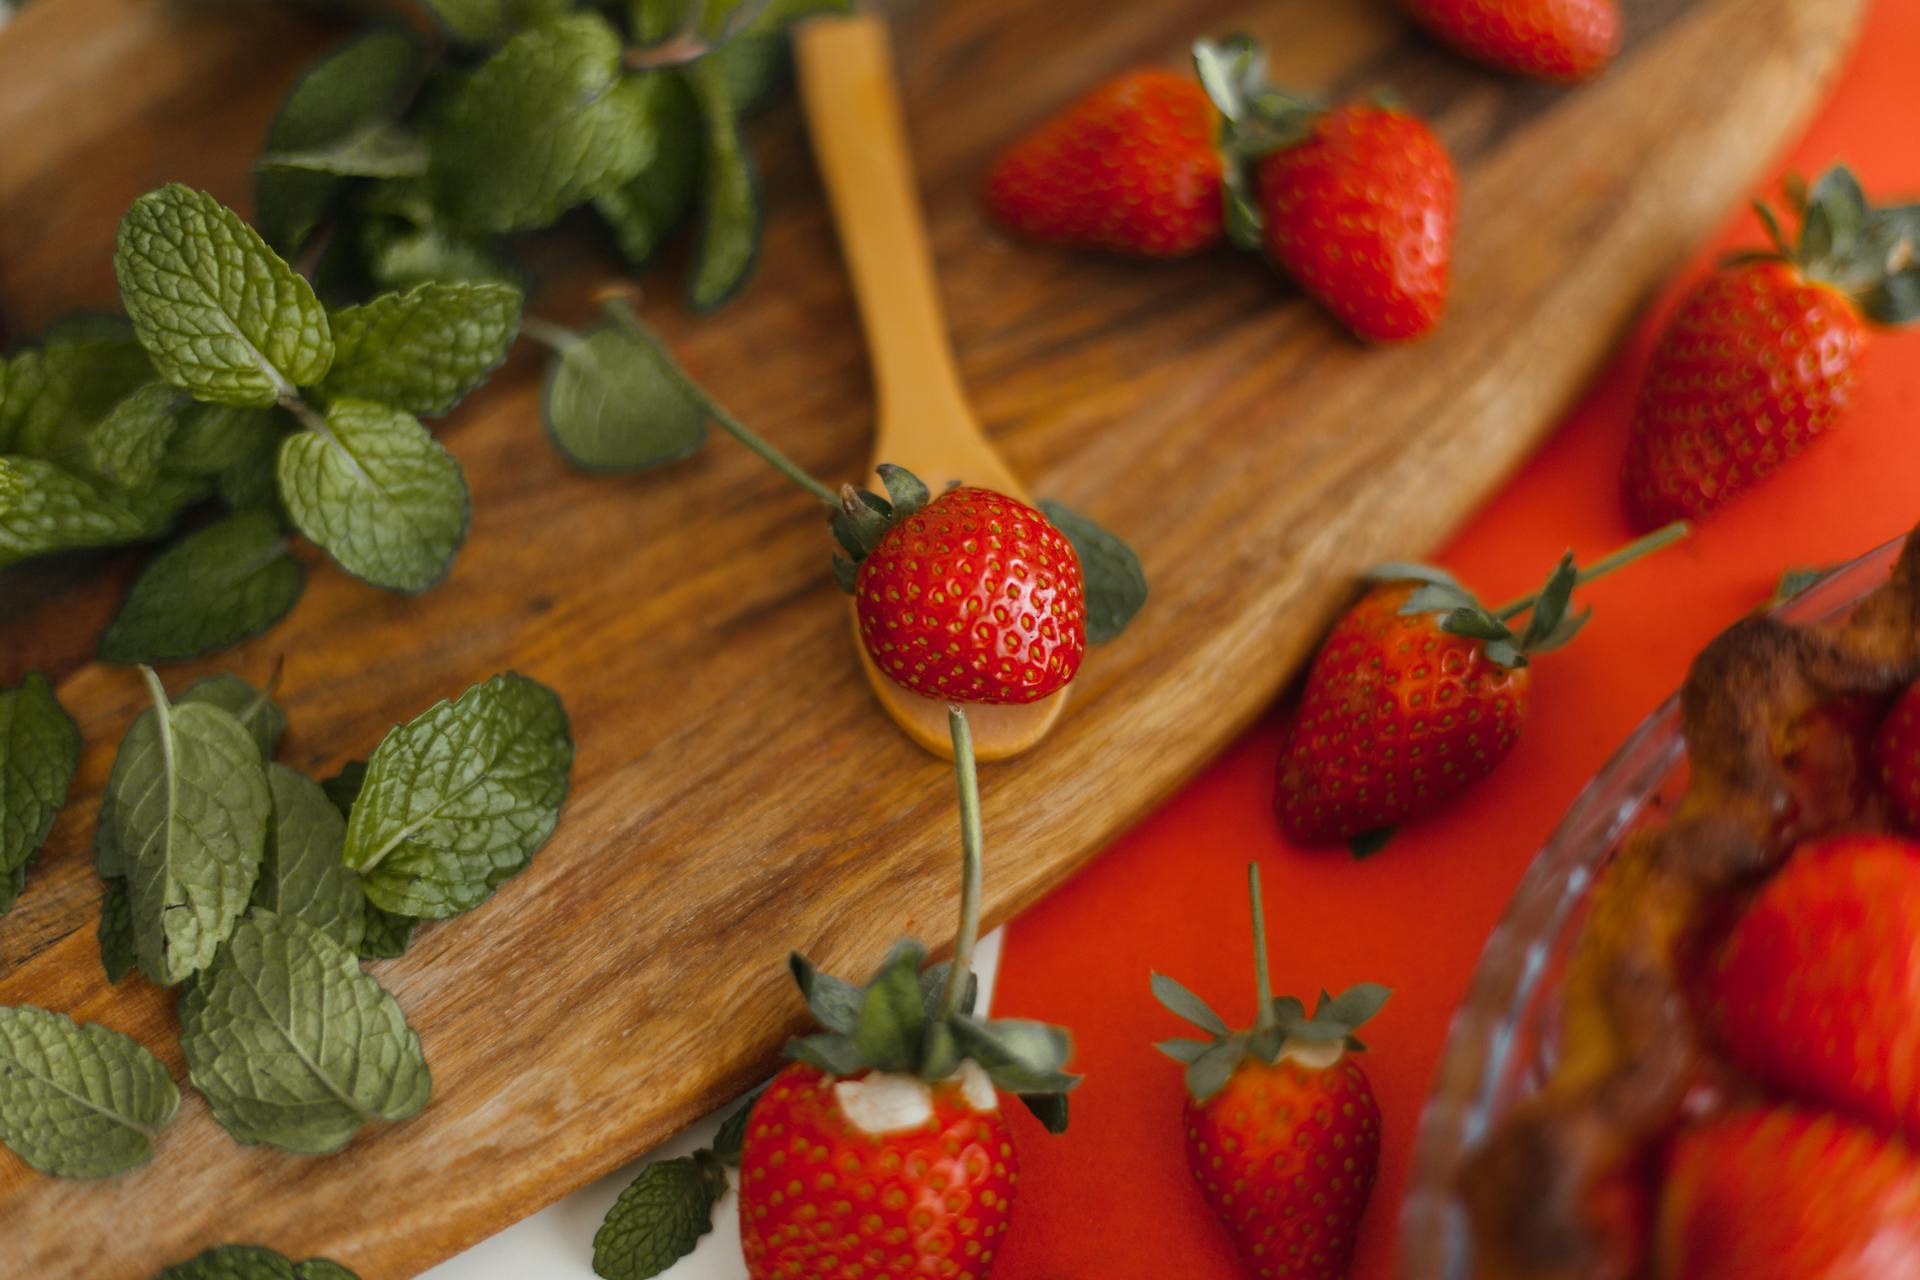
795,13,970,451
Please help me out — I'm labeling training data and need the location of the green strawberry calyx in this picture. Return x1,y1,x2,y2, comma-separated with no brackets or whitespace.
1367,520,1689,670
1737,165,1920,327
1153,864,1391,1103
826,463,935,591
1192,34,1324,252
785,707,1081,1134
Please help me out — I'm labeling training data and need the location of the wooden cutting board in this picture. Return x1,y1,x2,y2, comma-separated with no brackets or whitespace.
0,0,1865,1273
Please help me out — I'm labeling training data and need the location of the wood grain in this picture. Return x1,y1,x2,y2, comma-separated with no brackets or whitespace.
0,0,1865,1274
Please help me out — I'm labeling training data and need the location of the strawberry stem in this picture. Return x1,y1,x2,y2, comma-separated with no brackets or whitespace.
601,299,841,508
1249,863,1277,1034
1493,521,1688,621
938,706,984,1022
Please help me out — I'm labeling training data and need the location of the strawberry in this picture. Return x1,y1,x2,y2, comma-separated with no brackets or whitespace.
1195,37,1456,342
1276,526,1686,850
1706,832,1920,1138
1153,865,1390,1280
1399,0,1620,83
1875,681,1920,831
1623,166,1920,529
1658,1107,1920,1279
592,709,1078,1280
983,69,1225,258
835,471,1089,705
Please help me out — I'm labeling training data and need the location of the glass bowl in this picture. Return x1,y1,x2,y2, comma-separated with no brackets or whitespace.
1397,533,1906,1280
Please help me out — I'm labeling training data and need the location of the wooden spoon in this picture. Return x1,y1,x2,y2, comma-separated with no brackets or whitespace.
794,12,1067,762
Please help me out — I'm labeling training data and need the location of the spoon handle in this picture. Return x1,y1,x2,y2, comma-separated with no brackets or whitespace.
794,14,973,458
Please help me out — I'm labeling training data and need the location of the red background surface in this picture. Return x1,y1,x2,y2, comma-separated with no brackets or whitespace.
991,1,1920,1275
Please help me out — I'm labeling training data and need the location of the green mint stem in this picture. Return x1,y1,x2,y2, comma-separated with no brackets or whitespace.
1493,521,1689,621
1248,863,1276,1033
600,300,840,508
279,393,327,435
138,664,170,713
939,706,984,1023
518,315,581,352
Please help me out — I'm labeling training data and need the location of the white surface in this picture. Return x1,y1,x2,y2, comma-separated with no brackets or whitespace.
420,929,1006,1280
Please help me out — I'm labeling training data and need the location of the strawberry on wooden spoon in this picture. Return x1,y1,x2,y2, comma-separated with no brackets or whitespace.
1659,1107,1920,1280
984,69,1226,258
593,708,1079,1280
1153,864,1390,1280
1400,0,1621,83
1276,525,1686,851
1623,166,1920,529
1195,36,1457,342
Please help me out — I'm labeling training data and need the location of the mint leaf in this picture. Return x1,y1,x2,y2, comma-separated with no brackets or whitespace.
1,321,156,464
343,672,572,918
0,1005,179,1178
85,382,183,489
1036,500,1147,644
321,281,523,417
163,404,285,476
2,672,81,879
432,14,661,234
358,901,418,960
179,674,287,760
180,909,430,1153
104,671,272,986
98,511,305,665
260,123,429,180
255,765,366,953
98,877,136,984
348,181,521,293
683,60,760,311
278,398,469,593
594,73,700,266
115,184,335,406
258,30,424,257
154,1244,361,1279
540,324,706,471
593,1155,727,1280
0,456,166,565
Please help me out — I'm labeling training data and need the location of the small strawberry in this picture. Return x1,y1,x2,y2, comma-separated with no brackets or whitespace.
1399,0,1620,83
592,709,1078,1280
1875,681,1920,830
832,469,1090,704
1276,526,1686,850
1706,832,1920,1139
1195,37,1457,342
1153,865,1390,1280
1658,1107,1920,1279
1623,166,1920,529
983,69,1226,258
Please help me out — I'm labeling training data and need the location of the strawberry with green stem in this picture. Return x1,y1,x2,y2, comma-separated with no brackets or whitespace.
1277,522,1687,852
592,707,1079,1280
1153,864,1391,1280
983,68,1227,258
1624,165,1920,529
540,298,1146,705
1194,35,1457,342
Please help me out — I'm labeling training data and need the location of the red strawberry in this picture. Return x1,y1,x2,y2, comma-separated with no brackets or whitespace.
1707,832,1920,1138
1658,1107,1920,1279
847,477,1088,705
984,69,1225,258
1276,527,1685,849
1623,166,1920,529
1153,865,1390,1279
740,1062,1018,1278
1875,681,1920,830
590,709,1078,1280
1400,0,1621,83
1195,37,1456,342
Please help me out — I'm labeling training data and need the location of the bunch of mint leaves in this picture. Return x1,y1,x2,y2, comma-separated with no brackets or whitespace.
0,183,521,663
259,0,843,312
0,664,572,1179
